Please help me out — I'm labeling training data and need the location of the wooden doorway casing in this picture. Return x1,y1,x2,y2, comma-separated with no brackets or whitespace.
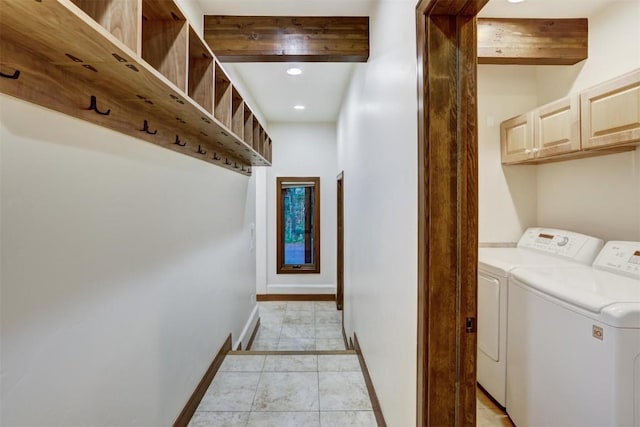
416,1,487,426
336,171,344,311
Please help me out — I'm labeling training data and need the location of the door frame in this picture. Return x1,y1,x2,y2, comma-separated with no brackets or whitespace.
336,171,344,311
416,1,486,425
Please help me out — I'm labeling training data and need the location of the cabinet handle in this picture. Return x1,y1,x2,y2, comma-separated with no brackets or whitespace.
532,148,539,153
525,149,531,154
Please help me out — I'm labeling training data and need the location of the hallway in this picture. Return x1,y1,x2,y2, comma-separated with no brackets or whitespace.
187,302,514,427
188,352,375,426
187,302,370,426
251,302,346,352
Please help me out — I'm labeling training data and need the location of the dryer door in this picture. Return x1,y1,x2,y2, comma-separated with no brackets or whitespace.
478,272,501,361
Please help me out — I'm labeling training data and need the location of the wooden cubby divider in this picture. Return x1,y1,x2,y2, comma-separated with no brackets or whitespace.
188,26,213,113
70,0,142,54
231,88,244,138
253,117,261,153
0,0,271,174
141,0,188,92
214,63,232,129
260,127,266,157
244,105,254,148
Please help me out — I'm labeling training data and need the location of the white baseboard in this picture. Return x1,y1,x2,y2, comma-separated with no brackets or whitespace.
236,304,259,350
267,284,336,294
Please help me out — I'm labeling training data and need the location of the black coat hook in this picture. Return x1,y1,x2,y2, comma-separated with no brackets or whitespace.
174,135,186,147
213,153,221,161
224,158,231,165
197,145,207,155
234,162,239,169
88,95,111,116
241,165,246,172
142,120,157,135
0,69,20,79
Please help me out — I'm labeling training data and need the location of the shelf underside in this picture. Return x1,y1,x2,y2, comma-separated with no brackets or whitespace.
0,0,270,175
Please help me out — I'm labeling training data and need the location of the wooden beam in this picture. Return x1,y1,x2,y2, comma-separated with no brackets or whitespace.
203,16,369,62
429,0,487,15
478,18,588,65
204,15,586,65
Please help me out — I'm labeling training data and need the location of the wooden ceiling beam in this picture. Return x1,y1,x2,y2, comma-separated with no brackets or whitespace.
203,16,369,62
203,15,586,66
478,18,588,65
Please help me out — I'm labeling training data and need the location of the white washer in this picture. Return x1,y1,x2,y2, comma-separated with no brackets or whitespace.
478,228,603,407
507,241,640,427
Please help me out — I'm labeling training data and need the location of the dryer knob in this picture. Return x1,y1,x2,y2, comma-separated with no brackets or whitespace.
557,236,569,247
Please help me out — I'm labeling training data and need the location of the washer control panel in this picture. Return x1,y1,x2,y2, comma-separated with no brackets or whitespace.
593,241,640,279
517,227,604,264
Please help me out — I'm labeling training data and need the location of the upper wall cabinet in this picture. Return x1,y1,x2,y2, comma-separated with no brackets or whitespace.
501,112,534,164
501,96,581,165
581,69,640,150
534,95,581,158
501,69,639,165
0,0,273,175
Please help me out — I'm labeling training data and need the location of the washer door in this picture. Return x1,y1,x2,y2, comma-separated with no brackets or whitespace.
478,272,501,361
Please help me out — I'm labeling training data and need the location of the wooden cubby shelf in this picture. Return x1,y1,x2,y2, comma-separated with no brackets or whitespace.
253,119,259,154
70,0,141,53
244,105,254,149
0,0,271,176
188,26,213,113
214,63,232,129
231,88,244,138
141,0,188,92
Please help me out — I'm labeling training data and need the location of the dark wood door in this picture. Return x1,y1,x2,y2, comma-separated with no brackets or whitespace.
336,172,344,310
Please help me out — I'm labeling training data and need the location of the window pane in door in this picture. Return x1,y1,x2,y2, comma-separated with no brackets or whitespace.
276,176,320,274
283,185,315,265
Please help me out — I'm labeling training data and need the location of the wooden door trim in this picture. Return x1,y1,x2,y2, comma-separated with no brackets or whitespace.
416,1,484,426
336,171,344,310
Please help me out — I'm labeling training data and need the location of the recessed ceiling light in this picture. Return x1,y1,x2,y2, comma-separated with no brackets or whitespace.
507,0,525,3
293,105,305,110
286,67,303,76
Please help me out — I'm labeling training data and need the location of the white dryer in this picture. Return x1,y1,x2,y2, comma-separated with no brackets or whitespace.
507,241,640,427
478,228,603,407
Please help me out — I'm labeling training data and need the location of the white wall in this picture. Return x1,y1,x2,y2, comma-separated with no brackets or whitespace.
0,95,257,426
336,0,417,425
534,0,640,241
260,122,337,295
176,0,205,36
478,65,539,243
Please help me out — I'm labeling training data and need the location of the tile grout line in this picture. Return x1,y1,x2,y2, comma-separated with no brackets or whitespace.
245,357,266,427
317,352,322,427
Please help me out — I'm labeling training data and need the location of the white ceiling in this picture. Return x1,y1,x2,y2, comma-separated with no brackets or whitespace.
224,63,357,123
198,0,622,124
479,0,620,19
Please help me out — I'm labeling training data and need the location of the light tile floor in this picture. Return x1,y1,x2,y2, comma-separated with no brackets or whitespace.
250,302,345,351
189,354,376,427
189,301,514,426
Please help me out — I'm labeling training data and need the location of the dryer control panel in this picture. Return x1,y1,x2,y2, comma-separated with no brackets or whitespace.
517,228,604,264
593,241,640,279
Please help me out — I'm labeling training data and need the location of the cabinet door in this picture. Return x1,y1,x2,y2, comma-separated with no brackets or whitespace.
501,112,534,164
581,69,640,150
534,95,580,159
